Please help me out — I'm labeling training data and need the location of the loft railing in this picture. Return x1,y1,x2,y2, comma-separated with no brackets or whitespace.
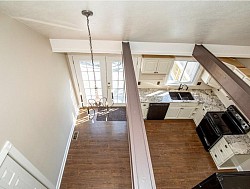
122,42,156,189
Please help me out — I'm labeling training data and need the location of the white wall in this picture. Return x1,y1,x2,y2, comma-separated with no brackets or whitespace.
0,13,78,185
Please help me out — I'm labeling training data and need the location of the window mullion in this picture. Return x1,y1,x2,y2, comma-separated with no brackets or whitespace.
179,61,188,82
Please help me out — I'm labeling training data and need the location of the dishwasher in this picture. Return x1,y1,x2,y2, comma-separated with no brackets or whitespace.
146,103,170,120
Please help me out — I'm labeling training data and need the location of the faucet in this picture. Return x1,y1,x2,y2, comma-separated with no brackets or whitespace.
178,84,188,91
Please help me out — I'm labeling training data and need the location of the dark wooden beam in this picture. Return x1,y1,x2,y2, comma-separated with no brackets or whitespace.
122,42,156,189
193,45,250,120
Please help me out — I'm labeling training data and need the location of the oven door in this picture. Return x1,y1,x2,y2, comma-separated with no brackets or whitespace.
196,118,222,151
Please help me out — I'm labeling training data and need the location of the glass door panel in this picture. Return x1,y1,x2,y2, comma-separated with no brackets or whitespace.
80,60,102,101
107,56,126,105
72,55,125,106
72,55,106,106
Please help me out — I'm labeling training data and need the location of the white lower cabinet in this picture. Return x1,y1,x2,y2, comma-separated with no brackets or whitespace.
209,137,250,170
210,137,235,169
178,107,196,119
141,102,149,119
165,107,179,118
165,102,198,119
193,105,205,126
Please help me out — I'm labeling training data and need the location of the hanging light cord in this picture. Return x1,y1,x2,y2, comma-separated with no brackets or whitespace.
85,14,97,90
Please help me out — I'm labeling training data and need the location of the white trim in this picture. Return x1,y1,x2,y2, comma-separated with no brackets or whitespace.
50,39,250,58
0,141,12,167
0,141,55,189
56,107,79,189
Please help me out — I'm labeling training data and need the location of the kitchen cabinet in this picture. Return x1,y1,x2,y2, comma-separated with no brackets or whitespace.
193,105,205,126
201,70,220,89
165,106,180,118
141,57,174,74
234,68,245,79
165,102,198,119
141,102,149,119
243,76,250,86
238,68,250,78
209,136,250,170
224,62,236,71
213,88,235,108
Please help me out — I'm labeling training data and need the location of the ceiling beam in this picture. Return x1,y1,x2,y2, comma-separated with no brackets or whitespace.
193,44,250,120
50,39,250,58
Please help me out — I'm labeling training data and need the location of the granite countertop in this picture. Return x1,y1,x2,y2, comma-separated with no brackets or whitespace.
139,88,226,112
224,135,250,155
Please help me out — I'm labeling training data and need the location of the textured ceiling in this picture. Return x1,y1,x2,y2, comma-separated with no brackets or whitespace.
1,1,250,46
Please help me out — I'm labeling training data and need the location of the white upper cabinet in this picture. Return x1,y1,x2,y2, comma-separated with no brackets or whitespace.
234,68,245,79
243,77,250,86
201,70,221,89
141,55,174,74
141,58,158,73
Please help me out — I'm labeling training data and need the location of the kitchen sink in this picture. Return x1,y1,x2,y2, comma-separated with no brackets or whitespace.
169,92,194,101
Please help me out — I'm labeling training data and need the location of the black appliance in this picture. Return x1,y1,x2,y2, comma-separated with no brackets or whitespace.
146,103,169,120
223,105,250,134
196,105,249,151
192,171,250,189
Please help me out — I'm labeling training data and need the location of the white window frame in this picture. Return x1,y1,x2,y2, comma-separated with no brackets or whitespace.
166,57,203,86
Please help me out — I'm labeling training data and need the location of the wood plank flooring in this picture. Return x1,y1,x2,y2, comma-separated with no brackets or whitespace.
61,110,234,189
145,119,234,189
60,109,131,189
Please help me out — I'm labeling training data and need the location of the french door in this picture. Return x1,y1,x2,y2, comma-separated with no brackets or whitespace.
72,54,126,106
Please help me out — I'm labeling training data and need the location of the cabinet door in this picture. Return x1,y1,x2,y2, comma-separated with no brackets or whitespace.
234,68,245,79
193,108,204,126
217,138,233,162
157,58,173,74
165,107,180,119
210,145,223,167
201,70,220,89
141,58,158,73
178,107,195,119
243,77,250,86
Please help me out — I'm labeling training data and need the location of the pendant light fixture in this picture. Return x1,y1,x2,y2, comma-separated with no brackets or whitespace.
82,10,100,105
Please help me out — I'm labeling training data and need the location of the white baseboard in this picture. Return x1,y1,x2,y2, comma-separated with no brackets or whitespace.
56,108,79,189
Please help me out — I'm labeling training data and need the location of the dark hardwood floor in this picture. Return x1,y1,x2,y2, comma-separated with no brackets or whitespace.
61,110,233,189
145,119,234,189
60,109,131,189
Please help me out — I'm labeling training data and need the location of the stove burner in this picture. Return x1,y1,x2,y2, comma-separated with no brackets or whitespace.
224,105,250,133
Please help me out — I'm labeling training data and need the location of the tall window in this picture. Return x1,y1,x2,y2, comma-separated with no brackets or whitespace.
80,61,102,100
112,61,126,103
167,61,200,84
